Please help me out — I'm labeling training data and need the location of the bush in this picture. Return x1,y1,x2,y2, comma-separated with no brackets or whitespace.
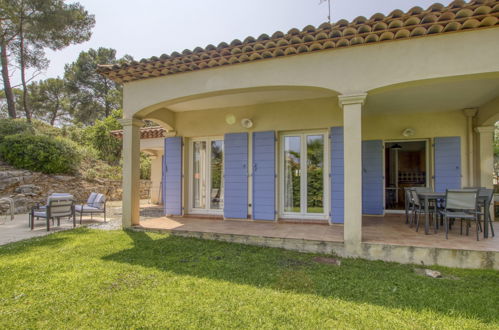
31,120,63,138
0,134,81,174
0,119,35,142
140,153,151,180
83,109,122,165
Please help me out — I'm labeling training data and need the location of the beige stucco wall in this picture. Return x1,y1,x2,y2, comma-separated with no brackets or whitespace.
175,97,341,137
143,98,469,213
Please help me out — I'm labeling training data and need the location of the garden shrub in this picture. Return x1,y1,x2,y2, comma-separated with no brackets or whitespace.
140,153,151,180
83,109,122,165
0,134,81,174
0,119,35,142
31,120,63,138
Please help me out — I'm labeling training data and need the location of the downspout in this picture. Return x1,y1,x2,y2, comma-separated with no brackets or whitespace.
463,108,477,187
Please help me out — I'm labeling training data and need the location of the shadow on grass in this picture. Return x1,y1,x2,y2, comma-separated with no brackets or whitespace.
0,234,69,256
102,230,499,324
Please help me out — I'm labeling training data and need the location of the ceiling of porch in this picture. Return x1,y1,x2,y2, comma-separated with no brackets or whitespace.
167,87,337,112
365,76,499,114
158,76,499,115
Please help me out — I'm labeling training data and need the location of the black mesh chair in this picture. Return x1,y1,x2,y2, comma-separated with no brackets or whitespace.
440,189,480,240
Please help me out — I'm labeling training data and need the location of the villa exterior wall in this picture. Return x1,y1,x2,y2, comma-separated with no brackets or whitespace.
145,100,469,213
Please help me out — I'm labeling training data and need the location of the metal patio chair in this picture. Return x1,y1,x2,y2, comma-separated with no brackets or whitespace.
440,189,480,240
477,188,495,238
410,189,437,232
30,195,75,231
75,193,107,223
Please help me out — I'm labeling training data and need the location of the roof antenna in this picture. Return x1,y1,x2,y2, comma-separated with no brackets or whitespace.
319,0,332,23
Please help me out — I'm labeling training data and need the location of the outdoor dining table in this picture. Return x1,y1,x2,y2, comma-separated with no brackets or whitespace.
417,191,491,237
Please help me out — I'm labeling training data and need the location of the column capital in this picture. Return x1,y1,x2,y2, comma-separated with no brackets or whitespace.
119,118,143,127
338,93,368,108
463,108,477,117
474,125,495,134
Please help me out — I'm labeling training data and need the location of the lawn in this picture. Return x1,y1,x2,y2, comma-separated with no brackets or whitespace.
0,229,498,329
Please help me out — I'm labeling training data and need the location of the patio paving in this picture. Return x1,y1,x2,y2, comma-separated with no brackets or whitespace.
138,214,499,253
0,200,162,245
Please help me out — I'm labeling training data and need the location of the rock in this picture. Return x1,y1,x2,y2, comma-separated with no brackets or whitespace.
15,184,41,194
415,268,442,278
0,163,151,214
424,269,442,278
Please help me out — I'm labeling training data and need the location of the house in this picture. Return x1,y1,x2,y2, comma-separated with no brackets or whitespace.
99,0,499,267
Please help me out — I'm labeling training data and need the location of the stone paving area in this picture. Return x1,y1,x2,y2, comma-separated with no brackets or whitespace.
0,200,162,245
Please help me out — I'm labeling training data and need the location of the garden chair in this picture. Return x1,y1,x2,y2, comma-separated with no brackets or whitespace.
410,189,437,232
476,188,495,238
75,193,106,223
440,189,480,240
30,195,75,231
404,187,412,224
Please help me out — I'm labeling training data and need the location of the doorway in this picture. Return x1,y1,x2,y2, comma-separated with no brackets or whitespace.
189,137,224,215
280,132,328,220
385,140,429,211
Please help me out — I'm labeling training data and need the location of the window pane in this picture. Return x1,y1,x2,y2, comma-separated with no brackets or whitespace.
210,140,224,209
192,141,206,209
284,136,301,213
307,135,324,213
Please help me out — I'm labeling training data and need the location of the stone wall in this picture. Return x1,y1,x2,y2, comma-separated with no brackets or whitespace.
0,164,151,214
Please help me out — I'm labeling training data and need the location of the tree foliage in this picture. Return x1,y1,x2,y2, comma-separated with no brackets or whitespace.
64,48,132,124
0,0,95,120
27,77,70,125
82,108,123,165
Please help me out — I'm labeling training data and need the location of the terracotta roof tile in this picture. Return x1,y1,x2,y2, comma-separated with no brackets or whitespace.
111,126,165,140
98,0,499,83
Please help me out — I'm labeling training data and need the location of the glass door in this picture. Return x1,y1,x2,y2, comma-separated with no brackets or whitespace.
190,137,224,214
281,132,327,219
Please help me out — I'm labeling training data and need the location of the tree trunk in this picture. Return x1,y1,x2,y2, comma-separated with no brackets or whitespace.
19,13,31,122
0,39,16,118
50,97,59,126
104,78,110,117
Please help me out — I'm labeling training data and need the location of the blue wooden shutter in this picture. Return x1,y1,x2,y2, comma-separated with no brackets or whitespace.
434,137,461,192
161,155,165,205
252,131,275,220
330,127,344,224
163,136,183,216
224,133,248,219
362,140,384,215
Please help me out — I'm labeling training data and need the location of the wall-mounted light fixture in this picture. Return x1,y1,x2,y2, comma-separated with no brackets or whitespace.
241,118,253,129
402,128,415,137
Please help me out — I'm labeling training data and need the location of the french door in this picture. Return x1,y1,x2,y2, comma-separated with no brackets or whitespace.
280,132,328,220
189,137,224,214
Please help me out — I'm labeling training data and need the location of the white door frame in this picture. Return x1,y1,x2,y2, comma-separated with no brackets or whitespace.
188,136,224,215
279,130,329,220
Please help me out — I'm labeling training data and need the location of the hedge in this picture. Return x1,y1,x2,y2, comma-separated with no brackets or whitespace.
0,134,81,174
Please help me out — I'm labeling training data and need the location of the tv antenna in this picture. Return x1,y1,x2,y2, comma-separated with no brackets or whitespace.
319,0,332,23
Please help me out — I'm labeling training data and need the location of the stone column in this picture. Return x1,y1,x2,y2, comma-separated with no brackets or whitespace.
338,93,367,255
475,126,495,189
119,118,143,227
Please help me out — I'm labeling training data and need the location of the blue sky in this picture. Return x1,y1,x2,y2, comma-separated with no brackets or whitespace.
41,0,449,79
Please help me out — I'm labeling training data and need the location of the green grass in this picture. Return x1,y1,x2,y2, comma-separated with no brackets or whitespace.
0,229,498,329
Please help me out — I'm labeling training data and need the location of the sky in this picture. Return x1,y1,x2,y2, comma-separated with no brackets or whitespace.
39,0,449,79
